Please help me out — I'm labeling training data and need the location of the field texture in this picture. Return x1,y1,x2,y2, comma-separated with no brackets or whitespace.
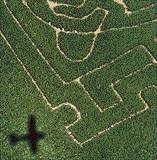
0,0,157,159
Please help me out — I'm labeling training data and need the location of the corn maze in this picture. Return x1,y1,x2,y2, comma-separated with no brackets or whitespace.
1,0,157,159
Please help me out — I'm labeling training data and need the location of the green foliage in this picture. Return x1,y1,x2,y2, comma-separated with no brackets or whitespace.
124,0,157,10
58,32,94,61
81,46,153,108
54,1,95,18
1,0,157,159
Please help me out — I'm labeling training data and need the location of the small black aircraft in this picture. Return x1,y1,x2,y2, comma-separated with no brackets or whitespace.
9,115,45,153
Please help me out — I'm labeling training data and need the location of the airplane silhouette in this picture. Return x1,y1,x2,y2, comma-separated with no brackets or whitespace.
9,115,45,153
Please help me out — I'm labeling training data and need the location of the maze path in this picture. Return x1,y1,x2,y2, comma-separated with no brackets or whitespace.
57,33,95,61
123,0,157,11
47,0,157,30
48,0,98,20
47,0,86,7
68,64,157,144
81,46,156,111
1,0,157,146
53,0,96,18
26,0,106,32
53,0,156,17
4,0,157,82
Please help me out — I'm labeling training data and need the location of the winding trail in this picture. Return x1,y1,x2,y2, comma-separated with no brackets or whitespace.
1,0,157,145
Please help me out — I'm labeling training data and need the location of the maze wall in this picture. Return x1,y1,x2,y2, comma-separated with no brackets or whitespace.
1,0,157,157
